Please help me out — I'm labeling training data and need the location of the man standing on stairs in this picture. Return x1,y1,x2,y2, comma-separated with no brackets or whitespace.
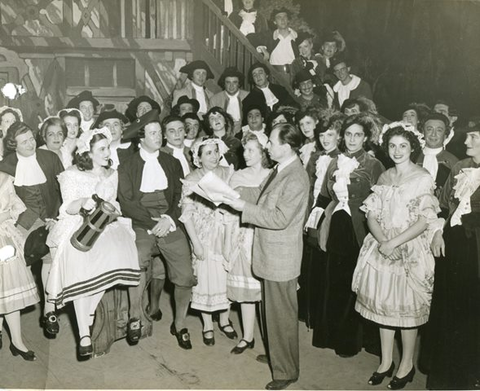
249,7,298,83
172,61,215,119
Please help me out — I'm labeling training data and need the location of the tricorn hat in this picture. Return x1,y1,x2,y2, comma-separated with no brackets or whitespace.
179,60,214,80
122,109,161,140
125,95,161,122
270,7,291,21
93,109,129,129
294,69,315,88
176,95,200,113
67,90,100,110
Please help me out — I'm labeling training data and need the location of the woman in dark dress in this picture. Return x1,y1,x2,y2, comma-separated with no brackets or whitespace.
316,113,384,357
427,125,480,390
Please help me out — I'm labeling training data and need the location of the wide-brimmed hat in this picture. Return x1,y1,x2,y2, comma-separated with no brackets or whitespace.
217,67,245,89
125,95,161,122
296,31,314,46
294,69,315,88
122,109,161,140
67,90,99,110
179,61,214,80
270,7,291,21
176,95,200,113
93,109,129,129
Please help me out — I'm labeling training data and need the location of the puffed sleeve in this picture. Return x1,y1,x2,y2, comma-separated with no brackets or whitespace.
57,169,81,216
360,171,387,218
178,178,197,223
5,175,26,222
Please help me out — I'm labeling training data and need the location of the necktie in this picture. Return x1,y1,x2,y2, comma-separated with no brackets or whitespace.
257,166,278,202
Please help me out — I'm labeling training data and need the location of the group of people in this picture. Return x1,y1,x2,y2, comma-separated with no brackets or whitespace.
0,3,478,391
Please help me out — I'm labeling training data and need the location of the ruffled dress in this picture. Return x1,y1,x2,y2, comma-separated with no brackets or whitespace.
46,166,140,308
0,173,39,314
352,170,440,327
224,169,268,302
180,166,234,312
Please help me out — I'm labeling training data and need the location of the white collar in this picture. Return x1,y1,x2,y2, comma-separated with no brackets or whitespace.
273,28,297,41
14,152,47,187
277,154,297,173
167,142,184,152
192,83,205,92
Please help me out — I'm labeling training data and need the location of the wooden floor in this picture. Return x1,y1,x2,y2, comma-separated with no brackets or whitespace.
0,289,428,390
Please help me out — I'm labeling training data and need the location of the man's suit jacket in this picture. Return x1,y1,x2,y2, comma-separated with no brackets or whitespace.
210,90,249,134
242,157,309,282
117,151,184,237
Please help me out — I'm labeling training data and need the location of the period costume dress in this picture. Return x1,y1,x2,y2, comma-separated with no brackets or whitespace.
426,158,480,390
224,168,268,302
299,148,340,330
316,149,384,356
352,169,440,327
180,166,234,312
46,167,140,307
0,173,39,314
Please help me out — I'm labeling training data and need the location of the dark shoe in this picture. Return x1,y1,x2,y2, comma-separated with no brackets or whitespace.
265,378,298,390
127,318,142,344
368,362,395,385
256,354,269,364
337,353,355,358
42,311,59,335
202,330,215,346
388,366,415,390
231,338,255,354
219,319,238,339
150,309,163,322
10,344,36,361
78,336,93,357
170,323,192,350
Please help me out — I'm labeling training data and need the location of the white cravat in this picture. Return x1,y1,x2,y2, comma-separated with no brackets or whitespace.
239,10,257,35
14,152,47,187
299,141,316,167
139,146,168,192
423,147,443,180
167,143,190,177
270,29,297,65
259,85,279,109
333,74,361,107
192,83,208,115
184,139,195,148
226,92,241,122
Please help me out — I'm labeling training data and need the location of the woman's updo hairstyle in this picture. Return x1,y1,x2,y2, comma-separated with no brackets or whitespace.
39,117,68,144
241,132,273,168
76,133,112,171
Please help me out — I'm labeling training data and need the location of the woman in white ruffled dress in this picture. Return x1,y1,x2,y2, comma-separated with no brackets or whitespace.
0,172,39,361
46,127,140,358
352,123,442,389
180,137,237,346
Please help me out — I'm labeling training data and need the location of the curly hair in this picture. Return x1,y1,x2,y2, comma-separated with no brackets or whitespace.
241,132,273,169
314,111,346,151
381,126,422,162
39,117,68,144
3,122,35,155
339,113,376,153
58,109,82,136
76,133,112,171
204,107,235,137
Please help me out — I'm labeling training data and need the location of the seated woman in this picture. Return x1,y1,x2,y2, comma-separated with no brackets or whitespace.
0,171,40,361
296,108,321,168
180,137,238,347
58,108,83,159
224,132,271,354
352,123,441,389
46,127,141,358
0,122,63,337
204,107,244,169
39,116,74,169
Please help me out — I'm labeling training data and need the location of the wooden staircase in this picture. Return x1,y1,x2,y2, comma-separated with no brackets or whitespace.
189,0,296,97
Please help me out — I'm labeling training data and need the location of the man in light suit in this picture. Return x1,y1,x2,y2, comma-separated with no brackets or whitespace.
223,123,309,390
